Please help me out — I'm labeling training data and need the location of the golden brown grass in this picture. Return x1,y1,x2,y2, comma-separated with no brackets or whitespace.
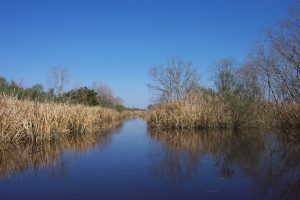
277,102,300,130
146,93,266,129
146,93,299,130
0,95,137,142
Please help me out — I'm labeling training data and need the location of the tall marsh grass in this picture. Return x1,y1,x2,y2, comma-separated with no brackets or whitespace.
0,95,133,141
146,93,299,130
277,103,300,130
146,93,267,129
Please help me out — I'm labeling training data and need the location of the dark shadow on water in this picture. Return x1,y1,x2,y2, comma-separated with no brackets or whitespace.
147,127,300,199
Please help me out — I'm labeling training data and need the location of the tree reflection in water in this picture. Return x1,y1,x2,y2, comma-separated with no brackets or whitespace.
147,128,300,199
0,122,123,180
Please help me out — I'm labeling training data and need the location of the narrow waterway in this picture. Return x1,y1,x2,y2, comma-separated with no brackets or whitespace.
0,119,299,200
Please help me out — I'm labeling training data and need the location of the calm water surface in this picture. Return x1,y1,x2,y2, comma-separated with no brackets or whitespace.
0,119,299,200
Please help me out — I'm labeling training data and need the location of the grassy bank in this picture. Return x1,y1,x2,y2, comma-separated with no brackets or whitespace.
146,94,300,131
0,95,137,142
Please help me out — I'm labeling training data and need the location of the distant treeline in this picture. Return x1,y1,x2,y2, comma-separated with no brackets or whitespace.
0,75,141,112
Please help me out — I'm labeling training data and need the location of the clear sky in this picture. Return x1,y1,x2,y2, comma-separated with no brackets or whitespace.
0,0,294,108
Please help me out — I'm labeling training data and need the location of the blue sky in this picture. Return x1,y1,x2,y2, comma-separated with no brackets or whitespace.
0,0,294,108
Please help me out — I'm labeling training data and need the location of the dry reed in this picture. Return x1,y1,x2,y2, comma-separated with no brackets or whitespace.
0,95,135,141
146,93,266,129
277,102,300,130
146,93,299,130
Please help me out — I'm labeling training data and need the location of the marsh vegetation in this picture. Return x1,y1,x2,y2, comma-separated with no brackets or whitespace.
0,95,137,142
0,68,141,142
146,3,300,135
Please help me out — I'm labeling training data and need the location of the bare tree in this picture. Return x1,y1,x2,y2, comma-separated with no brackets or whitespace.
249,2,300,104
212,58,237,94
92,82,123,106
48,67,69,96
148,57,200,102
236,60,263,101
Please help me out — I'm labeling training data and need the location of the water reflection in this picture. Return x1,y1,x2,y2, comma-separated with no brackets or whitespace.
0,123,123,180
147,128,300,199
1,120,299,200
